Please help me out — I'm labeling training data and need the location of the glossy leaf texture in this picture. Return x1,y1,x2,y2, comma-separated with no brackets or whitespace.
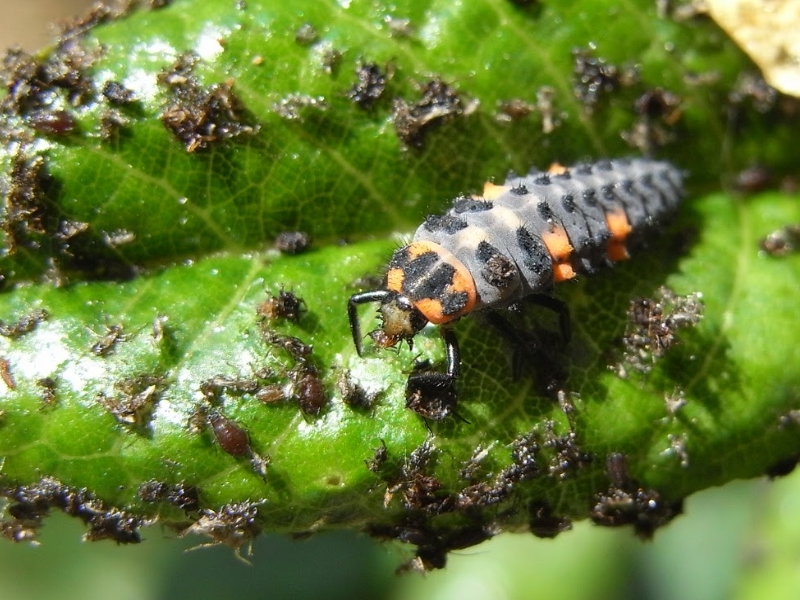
1,0,799,567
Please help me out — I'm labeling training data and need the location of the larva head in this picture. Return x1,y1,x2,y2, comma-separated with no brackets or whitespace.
347,241,477,353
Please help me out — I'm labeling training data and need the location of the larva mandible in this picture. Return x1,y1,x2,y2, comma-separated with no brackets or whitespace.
348,157,685,405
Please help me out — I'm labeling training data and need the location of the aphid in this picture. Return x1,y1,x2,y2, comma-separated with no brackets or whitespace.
348,158,684,399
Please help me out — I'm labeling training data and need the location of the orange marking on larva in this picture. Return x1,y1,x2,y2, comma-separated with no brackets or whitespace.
547,162,568,175
405,241,441,259
542,227,574,261
405,242,478,324
415,298,447,324
386,268,405,293
606,210,632,241
553,262,576,281
607,240,630,262
482,182,511,200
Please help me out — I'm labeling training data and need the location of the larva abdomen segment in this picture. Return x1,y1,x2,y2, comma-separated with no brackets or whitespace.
415,158,684,312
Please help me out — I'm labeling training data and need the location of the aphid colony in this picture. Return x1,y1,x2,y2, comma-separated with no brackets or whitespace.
349,157,684,403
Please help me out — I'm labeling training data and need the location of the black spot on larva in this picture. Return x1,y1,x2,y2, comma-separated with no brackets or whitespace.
537,201,554,220
401,252,447,289
582,189,598,206
441,291,470,316
510,185,528,195
561,194,576,212
573,164,592,175
554,171,571,180
423,214,468,234
534,174,551,185
517,226,551,275
476,241,516,288
452,197,493,213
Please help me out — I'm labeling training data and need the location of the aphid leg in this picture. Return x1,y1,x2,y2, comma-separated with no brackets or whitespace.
528,294,571,343
347,290,392,356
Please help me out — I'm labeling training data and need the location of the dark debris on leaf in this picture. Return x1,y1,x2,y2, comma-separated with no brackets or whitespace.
591,453,683,539
0,476,150,544
158,53,256,153
347,63,388,110
180,501,263,563
392,78,466,147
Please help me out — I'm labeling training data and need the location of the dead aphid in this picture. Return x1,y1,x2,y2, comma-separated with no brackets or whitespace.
535,86,559,134
733,165,772,194
158,53,256,152
760,224,800,257
256,289,306,323
255,383,287,405
384,440,454,514
664,387,687,415
187,404,209,435
614,287,704,376
623,88,682,152
90,324,128,356
591,453,683,539
99,375,164,428
540,421,593,480
318,45,343,75
0,358,16,390
459,444,494,482
37,377,58,409
369,520,496,573
99,109,131,138
100,229,136,248
528,501,572,539
729,72,778,113
199,375,261,401
180,501,263,563
0,308,49,339
384,16,414,38
663,433,689,468
392,78,465,147
151,314,169,343
28,110,77,136
405,363,459,421
495,98,535,123
102,80,136,105
572,46,639,112
290,365,327,416
138,480,199,512
274,231,311,254
365,439,388,472
337,369,379,410
347,63,387,110
634,88,682,123
272,94,327,120
249,452,271,479
294,23,319,46
264,331,313,363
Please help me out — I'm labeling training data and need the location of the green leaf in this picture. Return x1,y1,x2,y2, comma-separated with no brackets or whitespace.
1,0,800,568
